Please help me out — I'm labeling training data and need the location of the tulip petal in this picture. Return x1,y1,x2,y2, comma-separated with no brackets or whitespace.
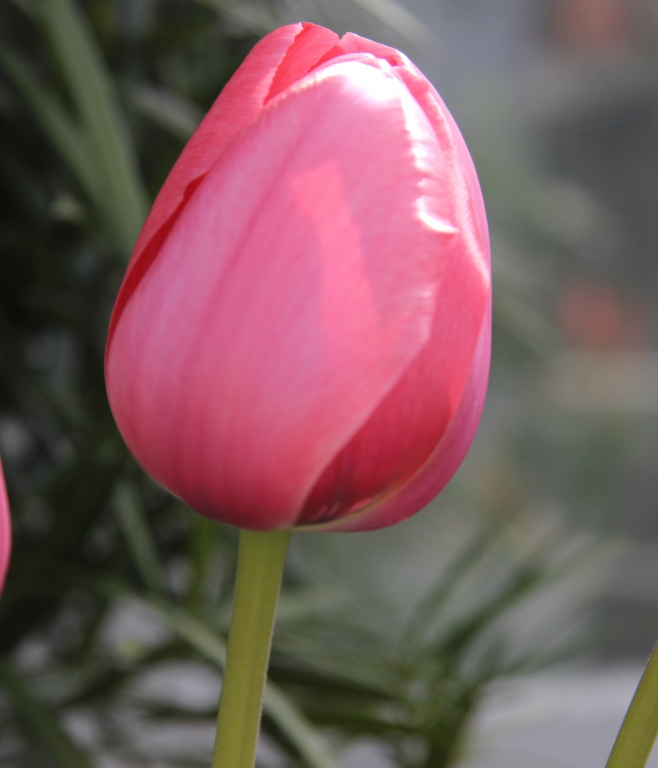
317,32,489,263
0,458,11,593
299,229,490,524
394,65,490,264
308,307,491,532
316,32,400,68
107,23,340,348
130,24,303,263
266,23,340,102
299,44,491,525
107,58,457,529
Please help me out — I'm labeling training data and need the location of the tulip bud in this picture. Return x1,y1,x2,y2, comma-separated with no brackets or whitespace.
105,23,491,532
0,458,10,593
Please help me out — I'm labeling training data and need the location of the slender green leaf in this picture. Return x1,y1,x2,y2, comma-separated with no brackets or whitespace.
39,0,148,251
493,282,560,356
430,541,590,665
187,512,222,605
4,0,38,22
0,661,94,768
349,0,437,52
263,685,339,768
114,482,168,594
0,43,102,208
188,0,277,34
123,82,203,142
146,598,339,768
88,575,337,768
401,516,516,650
434,562,548,661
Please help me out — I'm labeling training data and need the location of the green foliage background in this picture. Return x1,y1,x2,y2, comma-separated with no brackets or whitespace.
0,1,606,766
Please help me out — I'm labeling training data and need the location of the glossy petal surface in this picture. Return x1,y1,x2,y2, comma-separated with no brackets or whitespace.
107,58,457,529
299,36,490,526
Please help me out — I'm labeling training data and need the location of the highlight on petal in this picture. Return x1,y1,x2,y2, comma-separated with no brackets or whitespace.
106,59,457,530
313,31,490,265
294,42,491,528
0,458,11,594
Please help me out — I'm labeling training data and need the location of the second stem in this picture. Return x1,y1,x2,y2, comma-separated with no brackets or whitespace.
605,638,658,768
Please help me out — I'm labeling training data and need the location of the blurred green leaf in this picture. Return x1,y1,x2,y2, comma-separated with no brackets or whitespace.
4,0,38,19
189,0,278,34
401,515,514,650
147,597,339,768
0,661,94,768
38,0,148,251
114,481,169,594
187,513,222,605
493,281,561,356
0,44,101,204
350,0,437,52
123,82,203,143
0,1,615,765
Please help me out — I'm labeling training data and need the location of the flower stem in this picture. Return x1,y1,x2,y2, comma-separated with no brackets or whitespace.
211,528,292,768
605,639,658,768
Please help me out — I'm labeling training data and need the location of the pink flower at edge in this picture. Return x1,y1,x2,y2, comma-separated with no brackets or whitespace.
0,458,11,593
105,22,492,533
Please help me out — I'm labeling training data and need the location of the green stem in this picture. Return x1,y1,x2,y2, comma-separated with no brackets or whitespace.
211,528,292,768
606,639,658,768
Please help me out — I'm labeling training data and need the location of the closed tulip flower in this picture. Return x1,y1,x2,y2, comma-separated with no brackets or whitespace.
0,459,10,594
105,22,491,533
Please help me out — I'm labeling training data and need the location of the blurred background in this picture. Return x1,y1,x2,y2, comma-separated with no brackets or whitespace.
2,0,658,766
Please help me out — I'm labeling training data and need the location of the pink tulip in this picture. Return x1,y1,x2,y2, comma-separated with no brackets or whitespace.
0,458,10,592
105,22,491,532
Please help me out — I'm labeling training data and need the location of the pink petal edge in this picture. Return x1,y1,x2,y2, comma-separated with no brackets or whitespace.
107,23,341,353
0,458,11,593
129,23,304,270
